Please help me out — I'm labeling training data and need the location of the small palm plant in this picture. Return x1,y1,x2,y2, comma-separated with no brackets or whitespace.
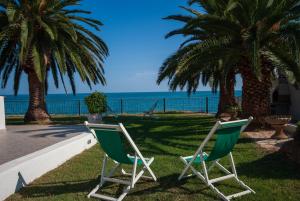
0,0,108,123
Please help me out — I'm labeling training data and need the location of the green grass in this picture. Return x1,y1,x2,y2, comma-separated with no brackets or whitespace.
6,114,300,201
6,116,88,125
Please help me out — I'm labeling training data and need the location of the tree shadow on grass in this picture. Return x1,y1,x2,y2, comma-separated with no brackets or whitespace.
108,116,215,157
237,151,300,180
17,178,98,198
16,174,218,200
17,176,126,199
130,173,218,200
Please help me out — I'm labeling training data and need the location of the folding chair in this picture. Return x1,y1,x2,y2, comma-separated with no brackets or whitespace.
178,117,255,201
85,121,157,201
143,100,159,118
106,105,118,119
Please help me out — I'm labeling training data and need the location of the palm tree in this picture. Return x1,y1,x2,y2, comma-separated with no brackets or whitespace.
159,0,300,120
0,0,108,123
157,0,238,115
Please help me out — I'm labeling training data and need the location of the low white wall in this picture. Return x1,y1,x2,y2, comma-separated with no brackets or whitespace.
289,85,300,121
0,96,5,130
0,132,97,201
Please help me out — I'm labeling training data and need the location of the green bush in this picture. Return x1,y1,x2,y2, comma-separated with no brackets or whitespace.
85,92,107,114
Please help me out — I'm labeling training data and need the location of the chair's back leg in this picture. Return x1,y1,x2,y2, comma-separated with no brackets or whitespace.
100,154,108,186
207,160,219,173
200,152,210,184
229,152,238,177
131,153,138,188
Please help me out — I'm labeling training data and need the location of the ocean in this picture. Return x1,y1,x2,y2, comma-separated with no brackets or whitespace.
2,91,242,115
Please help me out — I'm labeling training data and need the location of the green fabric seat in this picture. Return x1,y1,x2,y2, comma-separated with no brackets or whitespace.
128,155,143,165
185,120,249,164
178,118,255,201
185,153,208,164
206,121,248,162
86,122,157,201
92,128,143,165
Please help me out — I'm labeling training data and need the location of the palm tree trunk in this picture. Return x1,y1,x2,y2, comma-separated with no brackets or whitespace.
240,67,272,121
24,70,50,123
217,71,236,115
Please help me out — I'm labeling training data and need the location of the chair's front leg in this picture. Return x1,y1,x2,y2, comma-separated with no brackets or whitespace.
178,156,191,180
88,154,108,198
178,156,196,179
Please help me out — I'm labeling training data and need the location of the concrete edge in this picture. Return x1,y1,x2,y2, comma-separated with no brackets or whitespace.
0,132,97,201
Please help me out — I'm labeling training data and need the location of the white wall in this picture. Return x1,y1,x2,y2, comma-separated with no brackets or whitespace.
0,133,97,201
0,96,5,130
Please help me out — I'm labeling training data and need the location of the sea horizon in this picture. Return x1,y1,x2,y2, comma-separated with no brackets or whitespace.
3,91,242,115
2,90,242,101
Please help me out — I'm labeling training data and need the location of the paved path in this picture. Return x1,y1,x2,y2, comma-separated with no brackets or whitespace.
0,125,89,165
244,130,293,152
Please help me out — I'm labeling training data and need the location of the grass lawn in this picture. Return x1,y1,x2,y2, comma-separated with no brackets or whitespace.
6,114,300,201
6,116,88,125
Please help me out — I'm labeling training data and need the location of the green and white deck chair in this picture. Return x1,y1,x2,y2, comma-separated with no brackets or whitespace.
84,121,157,201
106,105,118,119
178,117,255,201
143,100,159,117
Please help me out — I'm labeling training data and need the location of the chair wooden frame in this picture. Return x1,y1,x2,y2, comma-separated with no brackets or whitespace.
85,122,157,201
178,117,255,201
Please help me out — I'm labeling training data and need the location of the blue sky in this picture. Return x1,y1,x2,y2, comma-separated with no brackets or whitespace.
0,0,242,95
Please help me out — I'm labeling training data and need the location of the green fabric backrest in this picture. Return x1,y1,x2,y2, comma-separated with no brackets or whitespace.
206,120,249,162
91,128,133,164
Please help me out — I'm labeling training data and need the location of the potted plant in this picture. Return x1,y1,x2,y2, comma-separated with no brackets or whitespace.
264,115,292,139
85,92,107,123
224,104,241,120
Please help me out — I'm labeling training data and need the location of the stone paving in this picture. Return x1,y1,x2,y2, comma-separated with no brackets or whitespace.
0,125,89,165
244,130,294,152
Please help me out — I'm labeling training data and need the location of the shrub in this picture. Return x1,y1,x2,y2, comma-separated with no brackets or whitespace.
85,92,107,114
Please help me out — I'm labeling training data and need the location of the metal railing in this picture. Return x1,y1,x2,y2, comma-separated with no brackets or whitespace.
5,96,239,116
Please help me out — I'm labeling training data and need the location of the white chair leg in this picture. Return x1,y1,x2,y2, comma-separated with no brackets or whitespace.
229,152,238,177
141,157,156,181
131,154,138,188
117,185,131,201
178,156,192,180
87,184,100,198
179,155,255,201
208,183,229,201
88,158,126,200
179,156,205,181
